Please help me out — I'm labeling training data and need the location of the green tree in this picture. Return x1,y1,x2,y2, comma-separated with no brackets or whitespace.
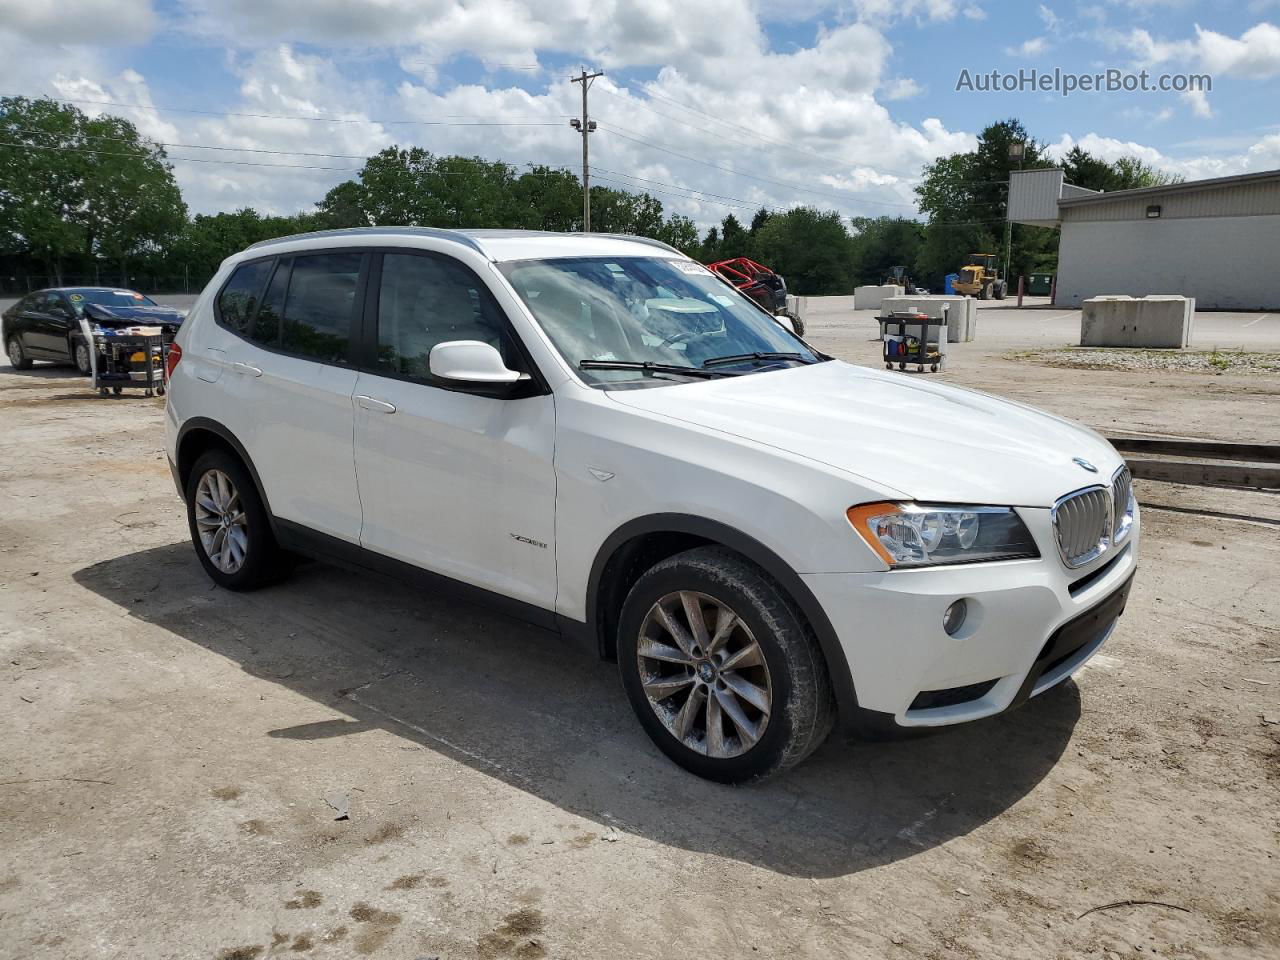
753,207,856,295
1061,146,1181,192
718,214,748,258
0,96,185,282
848,216,926,286
698,226,720,263
914,119,1051,288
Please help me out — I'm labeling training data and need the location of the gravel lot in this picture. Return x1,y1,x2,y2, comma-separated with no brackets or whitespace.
1,297,1278,959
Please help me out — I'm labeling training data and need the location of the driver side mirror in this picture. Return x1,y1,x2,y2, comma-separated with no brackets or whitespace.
429,340,529,397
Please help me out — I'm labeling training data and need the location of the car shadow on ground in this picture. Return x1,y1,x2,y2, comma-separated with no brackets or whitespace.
74,541,1082,880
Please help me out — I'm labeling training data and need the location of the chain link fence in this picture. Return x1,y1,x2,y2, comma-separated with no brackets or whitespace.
0,272,214,296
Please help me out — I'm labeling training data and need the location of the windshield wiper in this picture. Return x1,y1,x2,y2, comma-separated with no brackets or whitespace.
579,360,736,380
701,351,815,368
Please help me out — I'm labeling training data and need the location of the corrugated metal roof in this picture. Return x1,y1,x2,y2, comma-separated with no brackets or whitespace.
1057,168,1280,207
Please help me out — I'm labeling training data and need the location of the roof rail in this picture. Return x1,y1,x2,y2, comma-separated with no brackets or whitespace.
246,226,490,258
580,233,687,257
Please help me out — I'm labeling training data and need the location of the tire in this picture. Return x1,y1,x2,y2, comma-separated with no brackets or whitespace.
73,340,93,376
185,447,288,591
979,283,991,301
6,337,32,370
617,546,835,783
994,281,1007,301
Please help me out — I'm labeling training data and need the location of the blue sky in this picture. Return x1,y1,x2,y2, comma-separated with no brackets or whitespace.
2,0,1277,227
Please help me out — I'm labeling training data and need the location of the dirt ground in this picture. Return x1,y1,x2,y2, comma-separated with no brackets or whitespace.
2,300,1278,960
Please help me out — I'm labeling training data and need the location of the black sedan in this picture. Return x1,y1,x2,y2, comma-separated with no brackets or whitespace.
3,287,183,374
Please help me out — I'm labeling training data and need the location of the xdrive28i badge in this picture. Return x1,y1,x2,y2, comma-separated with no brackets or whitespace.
1073,457,1098,473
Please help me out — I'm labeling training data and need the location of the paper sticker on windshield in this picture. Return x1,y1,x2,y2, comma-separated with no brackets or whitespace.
710,294,735,306
672,261,710,275
604,263,624,274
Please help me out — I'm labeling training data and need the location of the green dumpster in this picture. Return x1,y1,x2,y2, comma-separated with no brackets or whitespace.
1027,273,1053,295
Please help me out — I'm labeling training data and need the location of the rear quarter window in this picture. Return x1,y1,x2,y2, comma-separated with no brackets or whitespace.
216,259,274,334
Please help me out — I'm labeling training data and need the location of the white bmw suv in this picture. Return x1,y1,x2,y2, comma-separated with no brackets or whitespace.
165,228,1138,782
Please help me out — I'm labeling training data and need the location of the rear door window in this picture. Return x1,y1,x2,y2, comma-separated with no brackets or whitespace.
217,259,274,334
280,253,363,364
249,259,291,348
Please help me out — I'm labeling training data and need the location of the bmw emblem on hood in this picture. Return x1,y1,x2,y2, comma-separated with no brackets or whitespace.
1073,457,1098,473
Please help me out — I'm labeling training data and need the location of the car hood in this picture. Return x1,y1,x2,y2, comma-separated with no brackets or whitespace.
83,303,184,328
606,360,1122,507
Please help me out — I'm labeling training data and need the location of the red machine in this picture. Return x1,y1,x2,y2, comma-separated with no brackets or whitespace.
705,257,804,335
705,258,787,312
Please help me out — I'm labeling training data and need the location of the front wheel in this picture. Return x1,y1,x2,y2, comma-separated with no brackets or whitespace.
7,337,32,370
186,449,288,591
74,341,93,376
617,547,835,783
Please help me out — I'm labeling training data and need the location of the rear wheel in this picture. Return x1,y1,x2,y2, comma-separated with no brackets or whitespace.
186,448,287,591
7,337,32,370
618,546,835,783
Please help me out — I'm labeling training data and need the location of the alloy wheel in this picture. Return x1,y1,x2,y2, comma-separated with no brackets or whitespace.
194,469,249,574
636,590,773,758
76,343,91,374
7,340,21,367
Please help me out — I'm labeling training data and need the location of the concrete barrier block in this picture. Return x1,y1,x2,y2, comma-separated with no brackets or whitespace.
880,295,977,342
1080,295,1194,348
854,284,902,310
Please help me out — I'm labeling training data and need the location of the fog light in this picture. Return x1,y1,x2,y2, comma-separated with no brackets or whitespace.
943,599,968,636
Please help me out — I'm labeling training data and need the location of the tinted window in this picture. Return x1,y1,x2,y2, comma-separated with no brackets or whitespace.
376,252,511,380
280,253,362,364
217,260,273,334
250,259,290,347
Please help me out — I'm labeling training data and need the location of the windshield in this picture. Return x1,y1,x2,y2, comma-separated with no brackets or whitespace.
499,256,821,386
68,289,157,313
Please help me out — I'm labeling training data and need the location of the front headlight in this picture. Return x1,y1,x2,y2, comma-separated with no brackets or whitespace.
847,502,1040,568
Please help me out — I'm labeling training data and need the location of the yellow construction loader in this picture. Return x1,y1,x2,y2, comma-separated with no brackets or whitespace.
952,253,1007,300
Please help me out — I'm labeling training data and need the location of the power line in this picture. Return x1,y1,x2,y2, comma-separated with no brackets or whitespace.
597,121,918,209
2,93,572,126
601,83,902,183
0,139,363,172
592,166,781,212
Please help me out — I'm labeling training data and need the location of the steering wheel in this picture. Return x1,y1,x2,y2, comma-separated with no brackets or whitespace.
657,330,711,349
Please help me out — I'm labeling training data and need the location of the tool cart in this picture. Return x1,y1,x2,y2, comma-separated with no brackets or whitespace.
880,310,947,373
92,331,169,397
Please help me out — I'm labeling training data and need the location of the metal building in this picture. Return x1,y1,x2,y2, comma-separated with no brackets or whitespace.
1007,168,1280,310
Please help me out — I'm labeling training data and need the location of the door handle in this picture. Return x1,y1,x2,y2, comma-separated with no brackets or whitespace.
232,361,263,377
355,395,397,414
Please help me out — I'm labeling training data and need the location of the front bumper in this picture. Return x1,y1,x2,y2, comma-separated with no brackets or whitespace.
802,506,1138,729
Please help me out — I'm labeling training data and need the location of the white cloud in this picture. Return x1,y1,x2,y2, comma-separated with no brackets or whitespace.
1046,130,1280,182
0,0,154,44
1038,4,1061,32
962,5,987,20
1111,21,1280,78
1006,37,1049,57
1181,88,1213,118
882,76,924,100
1195,22,1280,77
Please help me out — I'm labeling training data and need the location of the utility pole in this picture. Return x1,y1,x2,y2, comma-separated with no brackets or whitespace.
570,69,603,232
1004,141,1026,286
